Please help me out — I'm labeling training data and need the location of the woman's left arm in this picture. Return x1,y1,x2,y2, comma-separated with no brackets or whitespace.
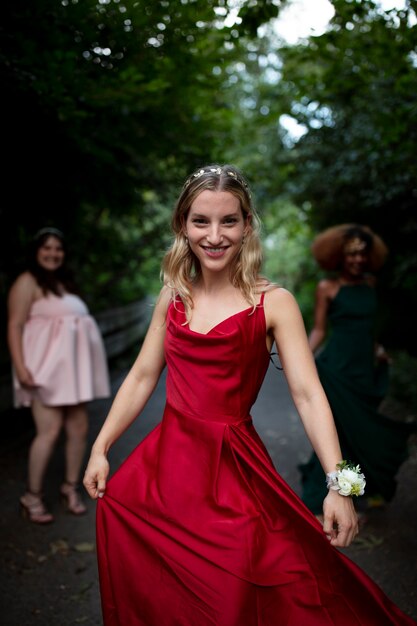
265,288,359,547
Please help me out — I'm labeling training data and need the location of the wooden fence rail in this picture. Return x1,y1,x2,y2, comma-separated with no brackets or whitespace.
0,297,154,413
95,296,154,359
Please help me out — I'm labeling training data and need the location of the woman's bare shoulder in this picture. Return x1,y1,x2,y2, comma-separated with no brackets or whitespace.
9,272,38,297
317,277,338,290
153,285,174,316
263,287,304,335
7,272,40,315
263,285,299,310
316,278,340,300
12,271,37,288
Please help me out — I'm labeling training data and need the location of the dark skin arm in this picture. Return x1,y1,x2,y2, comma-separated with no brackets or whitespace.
308,279,339,353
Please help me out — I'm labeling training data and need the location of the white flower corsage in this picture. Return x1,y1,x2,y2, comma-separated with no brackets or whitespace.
326,460,366,497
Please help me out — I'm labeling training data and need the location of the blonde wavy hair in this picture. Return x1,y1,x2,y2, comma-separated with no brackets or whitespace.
161,164,265,321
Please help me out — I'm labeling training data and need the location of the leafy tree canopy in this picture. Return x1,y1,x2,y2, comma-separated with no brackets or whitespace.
232,0,417,351
0,0,285,308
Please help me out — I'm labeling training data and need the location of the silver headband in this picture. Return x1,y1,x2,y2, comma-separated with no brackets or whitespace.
184,167,249,190
34,227,64,240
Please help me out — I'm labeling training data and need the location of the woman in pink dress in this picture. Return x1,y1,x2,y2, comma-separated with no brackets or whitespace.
84,166,415,625
7,227,110,524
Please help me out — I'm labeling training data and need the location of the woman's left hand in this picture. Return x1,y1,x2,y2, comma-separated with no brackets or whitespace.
83,451,110,500
322,490,359,547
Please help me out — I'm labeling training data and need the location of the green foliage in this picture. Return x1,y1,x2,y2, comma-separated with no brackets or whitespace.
261,199,317,323
1,0,277,306
386,350,417,417
238,0,281,36
280,1,417,224
0,0,292,373
2,0,416,385
73,188,174,308
269,0,417,353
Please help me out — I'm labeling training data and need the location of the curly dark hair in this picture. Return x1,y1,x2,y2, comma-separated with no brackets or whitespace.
343,225,374,252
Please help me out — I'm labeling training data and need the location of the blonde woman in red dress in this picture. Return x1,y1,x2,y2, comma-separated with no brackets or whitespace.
84,166,415,625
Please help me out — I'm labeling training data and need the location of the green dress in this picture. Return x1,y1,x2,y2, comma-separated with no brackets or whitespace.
299,284,413,514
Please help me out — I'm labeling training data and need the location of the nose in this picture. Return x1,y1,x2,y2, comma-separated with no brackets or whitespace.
206,223,223,244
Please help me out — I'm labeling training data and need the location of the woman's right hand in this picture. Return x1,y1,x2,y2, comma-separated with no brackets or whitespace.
17,366,37,388
83,451,110,500
322,489,359,547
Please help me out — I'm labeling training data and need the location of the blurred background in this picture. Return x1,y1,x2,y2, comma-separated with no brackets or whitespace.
1,0,416,415
1,2,417,623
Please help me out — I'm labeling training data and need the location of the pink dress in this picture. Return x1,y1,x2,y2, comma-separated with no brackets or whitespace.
13,293,111,407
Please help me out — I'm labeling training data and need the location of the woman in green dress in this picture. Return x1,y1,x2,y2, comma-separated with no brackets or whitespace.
299,224,414,516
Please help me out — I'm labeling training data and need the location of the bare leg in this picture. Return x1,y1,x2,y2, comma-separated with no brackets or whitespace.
63,403,89,484
20,399,63,523
27,398,64,493
60,404,89,515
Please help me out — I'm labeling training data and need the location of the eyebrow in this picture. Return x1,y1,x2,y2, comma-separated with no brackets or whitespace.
189,211,241,218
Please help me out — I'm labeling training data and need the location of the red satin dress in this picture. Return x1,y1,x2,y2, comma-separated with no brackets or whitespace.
97,294,415,625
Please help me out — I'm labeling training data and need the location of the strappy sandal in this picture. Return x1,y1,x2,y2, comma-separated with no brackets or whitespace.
60,481,87,515
20,491,54,524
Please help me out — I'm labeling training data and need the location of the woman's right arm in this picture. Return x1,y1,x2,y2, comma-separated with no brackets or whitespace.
83,287,171,500
7,273,37,386
308,280,332,353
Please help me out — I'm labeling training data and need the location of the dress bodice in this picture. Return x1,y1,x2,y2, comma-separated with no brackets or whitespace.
327,284,377,336
165,296,270,422
318,284,382,389
28,293,90,319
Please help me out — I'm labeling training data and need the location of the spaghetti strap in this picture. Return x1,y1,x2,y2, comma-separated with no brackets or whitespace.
259,283,281,307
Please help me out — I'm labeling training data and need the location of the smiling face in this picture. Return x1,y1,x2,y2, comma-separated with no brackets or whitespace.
185,190,248,275
342,237,370,278
36,235,65,272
